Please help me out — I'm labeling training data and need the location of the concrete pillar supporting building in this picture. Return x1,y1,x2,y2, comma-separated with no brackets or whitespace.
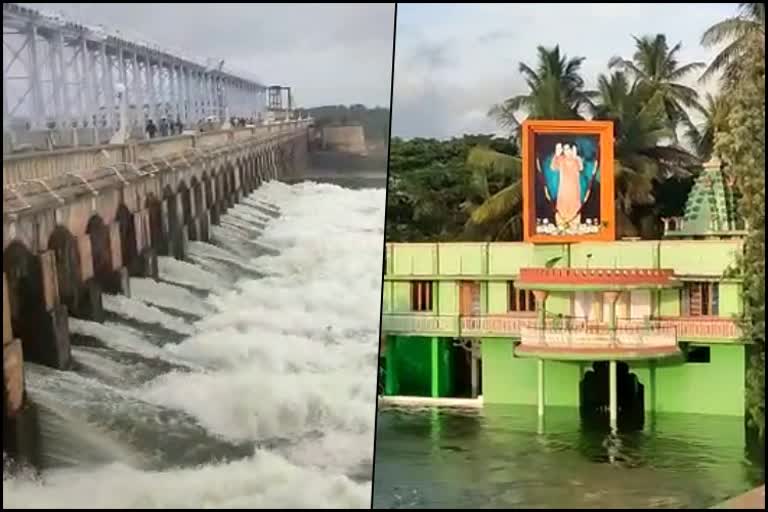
533,290,549,329
384,336,398,396
431,336,440,398
470,340,480,399
609,359,618,431
537,358,545,418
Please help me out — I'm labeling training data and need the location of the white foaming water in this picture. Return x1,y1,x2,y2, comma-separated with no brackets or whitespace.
102,294,196,335
68,318,193,368
157,256,226,293
5,180,384,508
129,278,212,317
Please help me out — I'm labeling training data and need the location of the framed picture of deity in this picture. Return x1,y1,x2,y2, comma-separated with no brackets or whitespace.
521,120,616,243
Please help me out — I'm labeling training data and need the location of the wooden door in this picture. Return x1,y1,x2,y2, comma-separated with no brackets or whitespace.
459,281,481,316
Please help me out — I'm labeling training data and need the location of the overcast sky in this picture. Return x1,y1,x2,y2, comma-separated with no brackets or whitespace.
394,3,737,139
25,3,395,109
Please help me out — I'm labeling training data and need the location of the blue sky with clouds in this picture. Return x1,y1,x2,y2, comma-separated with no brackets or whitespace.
393,2,736,139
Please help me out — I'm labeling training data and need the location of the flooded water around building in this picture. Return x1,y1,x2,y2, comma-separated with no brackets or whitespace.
373,405,765,509
3,179,385,508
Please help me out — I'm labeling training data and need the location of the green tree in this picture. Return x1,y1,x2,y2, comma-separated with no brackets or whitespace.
700,2,765,84
592,71,700,237
386,136,514,242
714,44,765,439
685,92,731,160
489,45,596,137
608,34,704,140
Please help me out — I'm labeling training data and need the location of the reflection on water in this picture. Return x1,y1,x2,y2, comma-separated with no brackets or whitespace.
372,405,765,509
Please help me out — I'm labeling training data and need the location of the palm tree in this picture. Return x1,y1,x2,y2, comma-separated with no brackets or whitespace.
489,45,596,138
593,71,700,237
685,92,731,160
461,146,523,240
608,34,705,140
700,2,765,84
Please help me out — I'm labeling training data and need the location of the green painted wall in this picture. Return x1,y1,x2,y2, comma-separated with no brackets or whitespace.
388,240,742,280
479,342,744,415
658,289,681,316
391,244,436,275
437,281,456,315
480,339,581,407
719,282,742,317
570,241,659,268
437,243,486,275
384,336,455,398
382,281,392,313
432,337,454,397
487,243,569,275
659,240,742,276
546,291,572,316
487,281,508,314
389,336,432,396
650,344,745,416
391,281,411,313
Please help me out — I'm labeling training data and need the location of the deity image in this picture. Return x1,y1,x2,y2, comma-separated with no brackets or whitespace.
533,133,602,236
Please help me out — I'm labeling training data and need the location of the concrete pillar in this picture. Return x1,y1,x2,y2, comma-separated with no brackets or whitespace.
609,359,618,431
604,291,621,339
532,290,549,329
75,278,105,322
138,248,159,280
158,200,172,256
3,274,24,419
537,358,545,417
431,337,440,398
384,336,398,396
188,217,200,242
175,228,188,261
200,211,211,242
116,267,130,297
39,304,71,369
3,401,41,471
212,203,222,226
470,341,480,399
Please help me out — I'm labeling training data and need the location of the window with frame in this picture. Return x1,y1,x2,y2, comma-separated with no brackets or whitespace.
508,282,537,313
682,282,719,316
411,281,433,312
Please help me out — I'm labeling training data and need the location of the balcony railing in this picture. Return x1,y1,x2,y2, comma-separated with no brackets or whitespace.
460,315,537,337
519,324,678,350
381,313,741,341
381,314,459,336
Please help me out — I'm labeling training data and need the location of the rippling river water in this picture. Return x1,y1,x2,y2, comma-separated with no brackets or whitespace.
373,405,764,509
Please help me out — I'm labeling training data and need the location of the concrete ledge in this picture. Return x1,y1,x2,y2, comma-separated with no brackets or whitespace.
378,395,483,408
713,485,765,509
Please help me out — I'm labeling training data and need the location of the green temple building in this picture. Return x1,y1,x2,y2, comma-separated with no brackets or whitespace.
379,158,750,424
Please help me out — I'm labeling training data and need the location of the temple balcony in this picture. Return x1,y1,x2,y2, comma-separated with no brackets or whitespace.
515,322,680,360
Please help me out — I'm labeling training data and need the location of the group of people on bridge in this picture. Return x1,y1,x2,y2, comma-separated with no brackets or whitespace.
145,115,258,139
145,117,184,139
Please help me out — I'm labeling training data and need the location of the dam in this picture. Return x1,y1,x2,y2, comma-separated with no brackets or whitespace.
3,2,386,507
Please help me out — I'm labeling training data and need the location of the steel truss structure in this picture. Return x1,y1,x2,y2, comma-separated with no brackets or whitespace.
3,2,269,137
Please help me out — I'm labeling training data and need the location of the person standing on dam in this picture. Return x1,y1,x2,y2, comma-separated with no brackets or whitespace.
145,118,157,139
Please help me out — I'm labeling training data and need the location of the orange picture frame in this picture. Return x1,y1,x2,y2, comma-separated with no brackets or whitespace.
521,120,616,243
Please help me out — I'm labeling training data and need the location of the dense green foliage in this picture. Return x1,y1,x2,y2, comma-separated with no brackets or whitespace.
297,104,390,142
715,42,765,439
385,136,519,242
